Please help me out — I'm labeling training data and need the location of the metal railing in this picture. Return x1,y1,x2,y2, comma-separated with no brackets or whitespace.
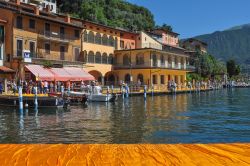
38,31,74,42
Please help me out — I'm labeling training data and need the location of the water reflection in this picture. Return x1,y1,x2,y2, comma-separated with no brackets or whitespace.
0,89,249,144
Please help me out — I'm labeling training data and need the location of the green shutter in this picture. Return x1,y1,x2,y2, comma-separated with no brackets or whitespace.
0,26,4,43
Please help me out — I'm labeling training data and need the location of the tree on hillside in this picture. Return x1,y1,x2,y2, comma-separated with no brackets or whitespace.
57,0,155,31
227,59,241,78
155,23,173,32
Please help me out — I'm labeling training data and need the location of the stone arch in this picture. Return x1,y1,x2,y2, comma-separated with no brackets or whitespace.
89,70,102,83
102,52,108,64
88,51,95,63
104,72,116,85
88,31,95,43
124,73,131,84
137,74,144,84
95,33,102,45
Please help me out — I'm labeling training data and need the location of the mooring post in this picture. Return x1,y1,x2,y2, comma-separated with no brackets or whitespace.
18,86,23,110
111,85,114,94
34,86,38,108
151,84,154,96
125,85,129,98
144,85,147,100
122,86,125,99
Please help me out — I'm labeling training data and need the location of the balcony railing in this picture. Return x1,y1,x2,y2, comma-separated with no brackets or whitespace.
38,31,74,43
114,62,192,70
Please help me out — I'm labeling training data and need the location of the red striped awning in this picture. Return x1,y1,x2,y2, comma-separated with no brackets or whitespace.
25,65,94,82
64,67,94,81
25,65,55,81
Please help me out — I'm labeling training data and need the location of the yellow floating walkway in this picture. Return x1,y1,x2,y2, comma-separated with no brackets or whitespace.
0,144,249,165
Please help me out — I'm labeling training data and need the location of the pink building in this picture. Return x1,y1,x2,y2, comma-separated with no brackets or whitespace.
149,29,179,47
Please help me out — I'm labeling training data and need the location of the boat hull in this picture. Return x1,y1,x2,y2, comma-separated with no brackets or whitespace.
0,96,64,108
88,94,117,102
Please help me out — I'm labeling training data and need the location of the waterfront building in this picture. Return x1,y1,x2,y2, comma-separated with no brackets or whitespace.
0,0,85,80
182,38,208,54
0,0,194,90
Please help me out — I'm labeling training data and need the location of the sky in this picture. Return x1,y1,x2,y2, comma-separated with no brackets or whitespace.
127,0,250,39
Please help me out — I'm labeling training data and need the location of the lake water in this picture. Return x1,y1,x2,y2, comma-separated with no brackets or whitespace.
0,88,249,144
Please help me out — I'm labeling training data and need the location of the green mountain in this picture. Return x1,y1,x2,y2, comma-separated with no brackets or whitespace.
195,25,250,64
57,0,155,31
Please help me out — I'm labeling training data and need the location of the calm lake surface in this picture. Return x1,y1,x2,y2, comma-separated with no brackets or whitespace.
0,88,249,144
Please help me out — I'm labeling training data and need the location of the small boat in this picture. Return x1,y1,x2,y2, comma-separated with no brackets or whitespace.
87,86,117,102
0,95,65,108
67,91,88,104
88,93,117,102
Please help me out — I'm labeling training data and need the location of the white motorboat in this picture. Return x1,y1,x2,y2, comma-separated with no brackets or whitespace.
87,86,117,102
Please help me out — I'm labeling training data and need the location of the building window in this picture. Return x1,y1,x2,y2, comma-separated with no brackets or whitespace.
120,40,124,49
152,54,157,67
29,41,36,58
60,46,65,60
74,30,80,38
60,27,65,39
16,39,23,57
95,52,102,64
160,75,165,84
88,51,95,63
88,31,94,43
102,34,108,45
108,54,114,64
45,43,50,54
123,54,130,65
102,53,108,64
29,19,35,29
136,54,144,65
83,30,88,42
160,54,165,66
16,16,23,29
95,33,102,44
74,47,80,61
153,75,157,84
45,23,50,37
109,36,114,47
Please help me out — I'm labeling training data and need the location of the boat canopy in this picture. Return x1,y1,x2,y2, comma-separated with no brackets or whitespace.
25,64,95,82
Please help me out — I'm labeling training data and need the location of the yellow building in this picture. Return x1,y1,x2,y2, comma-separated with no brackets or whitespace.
109,48,191,89
0,0,85,80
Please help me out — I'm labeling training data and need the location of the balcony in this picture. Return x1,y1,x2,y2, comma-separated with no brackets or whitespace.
38,31,73,43
113,62,193,71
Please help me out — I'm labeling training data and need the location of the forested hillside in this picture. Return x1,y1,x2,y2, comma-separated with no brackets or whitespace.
195,25,250,64
57,0,155,31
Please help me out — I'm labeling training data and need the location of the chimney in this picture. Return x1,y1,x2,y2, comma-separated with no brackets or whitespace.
45,5,51,13
16,0,20,5
34,7,39,15
65,14,71,23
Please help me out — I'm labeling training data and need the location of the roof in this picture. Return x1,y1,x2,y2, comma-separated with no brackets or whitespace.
184,38,208,46
152,28,180,36
0,66,15,73
0,1,83,29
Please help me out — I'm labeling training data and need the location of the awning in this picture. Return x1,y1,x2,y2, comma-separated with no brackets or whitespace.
64,67,95,81
25,65,55,81
49,67,72,81
0,66,15,73
25,65,95,82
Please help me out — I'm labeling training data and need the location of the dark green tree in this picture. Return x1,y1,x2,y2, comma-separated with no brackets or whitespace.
227,59,237,78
